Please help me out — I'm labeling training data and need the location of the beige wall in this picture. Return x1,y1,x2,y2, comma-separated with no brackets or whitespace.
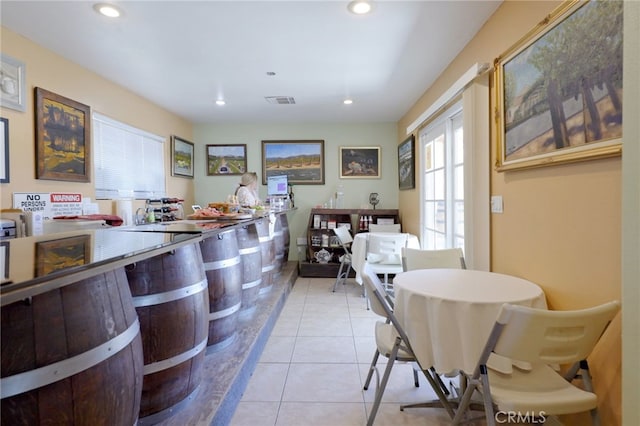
398,1,623,425
0,28,195,215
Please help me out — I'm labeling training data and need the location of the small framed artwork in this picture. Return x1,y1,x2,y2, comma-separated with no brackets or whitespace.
495,0,622,171
1,117,9,183
1,54,26,112
36,235,91,277
206,144,247,175
171,135,195,178
262,140,325,185
35,87,91,182
398,135,415,190
339,146,380,178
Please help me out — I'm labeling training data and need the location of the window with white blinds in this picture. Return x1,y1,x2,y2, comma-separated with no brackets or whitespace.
92,113,166,199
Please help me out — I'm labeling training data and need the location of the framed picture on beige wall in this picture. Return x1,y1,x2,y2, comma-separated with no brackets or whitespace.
35,87,91,182
1,54,26,112
495,0,622,171
171,135,194,178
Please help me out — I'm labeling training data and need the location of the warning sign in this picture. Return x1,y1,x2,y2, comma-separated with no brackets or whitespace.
13,192,83,220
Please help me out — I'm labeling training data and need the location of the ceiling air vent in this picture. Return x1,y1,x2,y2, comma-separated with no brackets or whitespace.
265,96,296,105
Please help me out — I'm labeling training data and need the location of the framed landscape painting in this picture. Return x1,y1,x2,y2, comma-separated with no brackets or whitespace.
339,146,380,179
206,144,247,175
261,140,324,185
171,135,194,178
495,0,622,171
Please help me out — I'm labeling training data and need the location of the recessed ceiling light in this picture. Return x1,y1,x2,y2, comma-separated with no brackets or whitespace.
216,100,226,106
343,99,353,105
94,3,122,18
347,1,372,15
266,71,276,76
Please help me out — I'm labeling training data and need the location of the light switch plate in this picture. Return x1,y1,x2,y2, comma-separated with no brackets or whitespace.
491,195,503,213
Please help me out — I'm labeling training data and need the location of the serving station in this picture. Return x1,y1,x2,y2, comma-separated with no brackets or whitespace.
0,209,295,425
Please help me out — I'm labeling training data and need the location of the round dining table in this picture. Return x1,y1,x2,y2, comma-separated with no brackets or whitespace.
393,269,547,375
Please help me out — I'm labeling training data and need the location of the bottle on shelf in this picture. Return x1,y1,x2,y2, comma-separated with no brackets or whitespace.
147,197,184,204
152,206,178,213
359,215,365,231
335,185,344,209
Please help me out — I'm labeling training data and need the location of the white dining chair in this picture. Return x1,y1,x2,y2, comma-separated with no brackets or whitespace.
364,233,408,293
452,301,621,426
361,265,455,425
368,223,401,233
331,226,354,292
401,247,466,271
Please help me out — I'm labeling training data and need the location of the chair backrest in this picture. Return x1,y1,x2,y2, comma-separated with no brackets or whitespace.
366,233,408,265
333,226,353,248
487,301,621,366
361,265,413,345
368,223,401,233
401,247,466,271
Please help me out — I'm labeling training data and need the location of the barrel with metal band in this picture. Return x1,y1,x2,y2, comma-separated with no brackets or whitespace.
0,268,144,425
199,228,243,350
125,242,209,423
273,213,290,274
255,217,276,294
235,223,262,310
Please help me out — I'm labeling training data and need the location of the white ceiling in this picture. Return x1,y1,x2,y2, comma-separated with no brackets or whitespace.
1,1,501,124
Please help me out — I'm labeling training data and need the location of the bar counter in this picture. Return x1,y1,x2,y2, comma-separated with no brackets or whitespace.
1,210,296,425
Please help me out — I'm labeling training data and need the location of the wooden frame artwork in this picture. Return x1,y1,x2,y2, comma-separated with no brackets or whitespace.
1,117,9,183
35,87,91,182
1,54,26,112
495,0,623,171
261,140,325,185
171,135,195,178
339,146,381,179
206,144,247,176
35,235,91,277
398,135,415,190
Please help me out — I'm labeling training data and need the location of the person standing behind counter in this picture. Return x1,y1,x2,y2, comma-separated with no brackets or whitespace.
235,172,261,207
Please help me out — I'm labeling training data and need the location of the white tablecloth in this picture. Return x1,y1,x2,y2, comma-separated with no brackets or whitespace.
350,232,420,284
393,269,547,374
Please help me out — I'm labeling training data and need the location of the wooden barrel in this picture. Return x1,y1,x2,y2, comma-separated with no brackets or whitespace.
273,214,290,274
255,218,276,294
1,268,144,425
125,243,209,422
200,229,243,350
235,223,262,310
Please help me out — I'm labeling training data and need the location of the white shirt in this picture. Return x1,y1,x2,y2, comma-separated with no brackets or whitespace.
236,185,260,207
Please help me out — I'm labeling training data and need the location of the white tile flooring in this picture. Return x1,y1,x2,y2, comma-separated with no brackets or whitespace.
229,276,454,426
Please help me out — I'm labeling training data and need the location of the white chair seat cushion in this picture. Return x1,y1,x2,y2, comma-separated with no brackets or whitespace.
366,253,401,265
374,321,414,361
366,262,404,275
488,364,598,415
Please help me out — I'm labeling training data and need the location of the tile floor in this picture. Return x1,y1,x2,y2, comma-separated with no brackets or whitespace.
229,276,454,426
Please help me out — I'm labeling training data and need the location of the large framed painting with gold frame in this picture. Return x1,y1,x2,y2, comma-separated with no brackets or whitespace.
35,88,91,181
495,0,622,171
